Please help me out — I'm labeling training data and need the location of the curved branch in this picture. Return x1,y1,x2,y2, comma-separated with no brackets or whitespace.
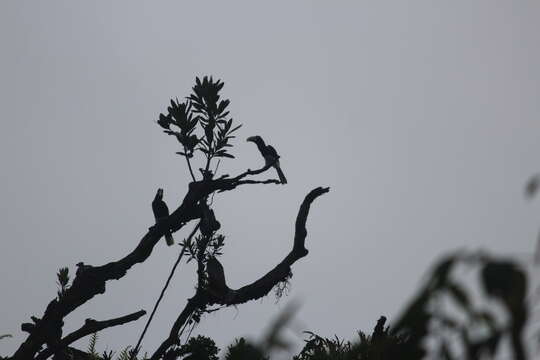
36,310,146,360
206,186,330,305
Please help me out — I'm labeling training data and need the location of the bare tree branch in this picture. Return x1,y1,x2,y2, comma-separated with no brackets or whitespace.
150,187,329,359
228,163,273,181
217,179,281,193
11,181,209,360
209,163,280,193
206,186,330,305
36,310,146,360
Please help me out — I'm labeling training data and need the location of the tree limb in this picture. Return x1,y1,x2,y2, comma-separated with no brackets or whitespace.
206,186,330,305
151,187,329,359
217,179,281,193
36,310,146,360
228,163,273,181
11,181,208,360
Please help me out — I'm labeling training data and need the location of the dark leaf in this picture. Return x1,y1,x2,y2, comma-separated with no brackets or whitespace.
157,113,173,129
229,124,242,134
217,99,230,115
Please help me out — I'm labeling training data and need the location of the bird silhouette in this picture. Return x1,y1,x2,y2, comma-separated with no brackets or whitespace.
247,135,287,184
152,188,174,246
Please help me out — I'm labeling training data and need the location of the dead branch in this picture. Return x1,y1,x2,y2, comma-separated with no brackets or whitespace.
206,186,330,304
228,163,273,181
150,186,329,359
36,310,146,360
217,179,281,193
11,180,208,360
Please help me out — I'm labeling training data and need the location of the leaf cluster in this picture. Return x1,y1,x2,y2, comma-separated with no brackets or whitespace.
159,100,198,157
293,317,407,360
294,332,352,360
224,338,268,360
87,333,99,360
183,234,225,265
56,267,70,300
86,335,146,360
157,76,241,177
175,335,219,360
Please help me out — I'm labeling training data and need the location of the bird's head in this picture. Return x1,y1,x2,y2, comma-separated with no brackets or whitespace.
156,188,164,200
246,135,262,143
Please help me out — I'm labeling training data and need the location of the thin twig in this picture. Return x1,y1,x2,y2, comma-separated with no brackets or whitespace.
213,159,221,175
207,160,222,205
178,312,193,343
132,222,201,356
204,150,212,173
230,163,273,182
184,147,196,182
217,179,281,193
183,320,197,347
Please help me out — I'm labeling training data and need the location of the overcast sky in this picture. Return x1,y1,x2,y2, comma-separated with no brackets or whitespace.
1,1,540,358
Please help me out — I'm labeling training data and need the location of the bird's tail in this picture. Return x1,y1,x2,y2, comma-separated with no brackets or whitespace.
276,166,287,184
165,232,174,246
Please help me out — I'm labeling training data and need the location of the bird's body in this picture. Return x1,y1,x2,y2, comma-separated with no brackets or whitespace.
247,136,287,184
152,188,174,246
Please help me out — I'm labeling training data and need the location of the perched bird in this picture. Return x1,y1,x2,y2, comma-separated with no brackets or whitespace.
152,188,174,246
246,135,287,184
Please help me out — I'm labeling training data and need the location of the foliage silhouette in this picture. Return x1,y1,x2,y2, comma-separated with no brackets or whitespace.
224,338,268,360
157,76,242,180
292,316,407,360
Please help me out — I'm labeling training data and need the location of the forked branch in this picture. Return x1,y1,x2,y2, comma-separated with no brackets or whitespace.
150,187,329,359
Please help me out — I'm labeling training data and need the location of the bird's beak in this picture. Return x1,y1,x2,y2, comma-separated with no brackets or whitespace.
246,136,255,142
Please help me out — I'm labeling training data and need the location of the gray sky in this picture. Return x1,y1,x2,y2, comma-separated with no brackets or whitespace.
1,1,540,357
